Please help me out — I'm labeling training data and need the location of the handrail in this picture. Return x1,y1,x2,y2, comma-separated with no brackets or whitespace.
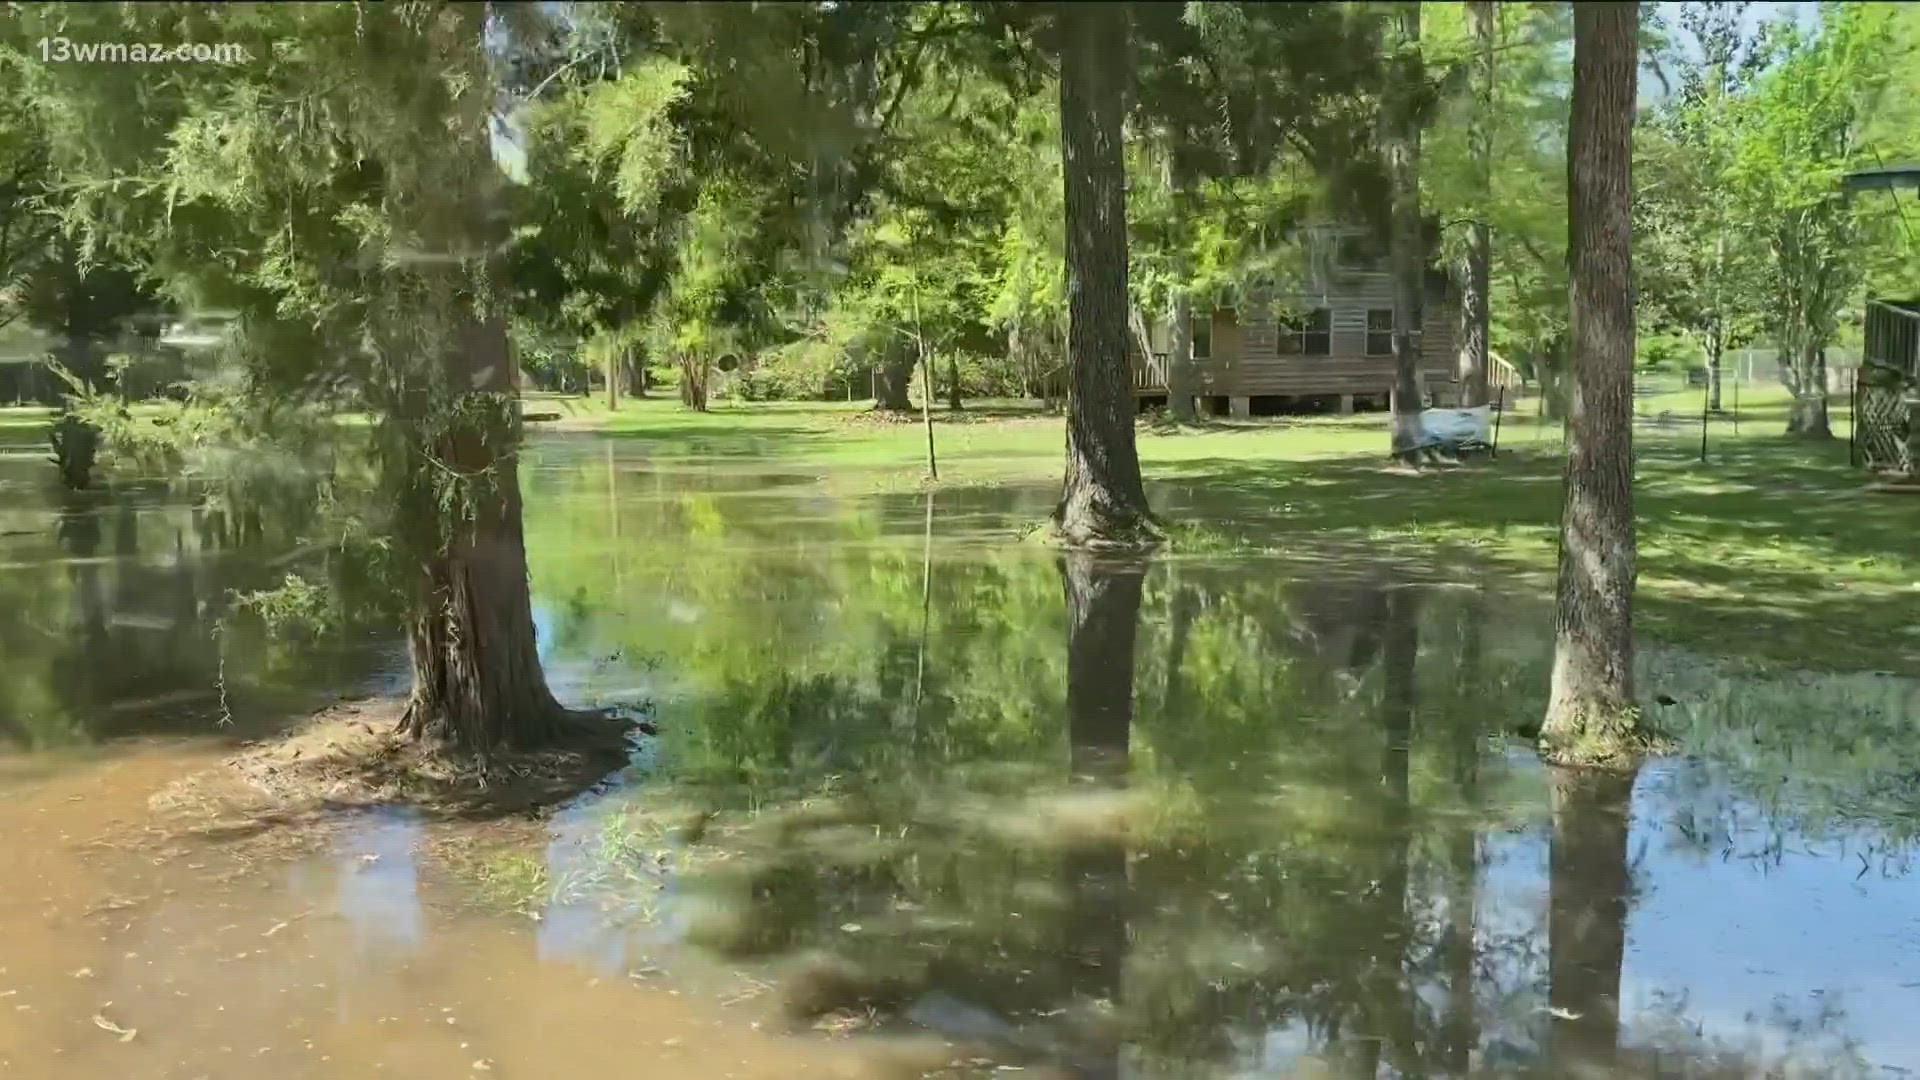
1488,349,1523,389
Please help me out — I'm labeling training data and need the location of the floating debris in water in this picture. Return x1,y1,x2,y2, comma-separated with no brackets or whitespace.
91,1014,137,1042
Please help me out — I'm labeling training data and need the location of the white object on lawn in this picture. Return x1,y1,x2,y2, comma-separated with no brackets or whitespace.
1416,405,1493,449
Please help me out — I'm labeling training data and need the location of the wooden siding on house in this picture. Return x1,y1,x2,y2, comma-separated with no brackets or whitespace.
1137,275,1460,399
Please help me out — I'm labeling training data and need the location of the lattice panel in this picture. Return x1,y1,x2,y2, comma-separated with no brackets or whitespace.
1857,385,1911,473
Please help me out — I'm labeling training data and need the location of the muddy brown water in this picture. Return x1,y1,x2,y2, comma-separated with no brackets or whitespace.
3,432,1919,1077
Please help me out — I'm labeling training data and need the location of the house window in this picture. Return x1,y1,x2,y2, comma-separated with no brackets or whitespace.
1191,314,1212,360
1278,308,1332,356
1338,234,1387,273
1366,307,1423,356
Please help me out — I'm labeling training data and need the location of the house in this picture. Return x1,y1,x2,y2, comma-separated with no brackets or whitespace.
1856,296,1919,474
1134,222,1462,415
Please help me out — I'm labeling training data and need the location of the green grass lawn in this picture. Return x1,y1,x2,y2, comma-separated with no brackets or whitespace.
0,406,52,441
547,387,1917,676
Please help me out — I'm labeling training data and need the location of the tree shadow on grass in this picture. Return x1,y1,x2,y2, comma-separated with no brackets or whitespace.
1153,436,1920,674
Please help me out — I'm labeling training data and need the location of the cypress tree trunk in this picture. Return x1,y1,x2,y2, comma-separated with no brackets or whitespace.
1388,2,1428,455
1053,2,1156,547
1457,0,1496,409
396,315,617,752
1546,767,1636,1072
1541,1,1646,766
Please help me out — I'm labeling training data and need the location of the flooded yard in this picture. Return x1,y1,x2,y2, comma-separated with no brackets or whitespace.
2,433,1918,1078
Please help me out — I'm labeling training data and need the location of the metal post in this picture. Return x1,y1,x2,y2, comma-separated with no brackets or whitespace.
1490,384,1504,457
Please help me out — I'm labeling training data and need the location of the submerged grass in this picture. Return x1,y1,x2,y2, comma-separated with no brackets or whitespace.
559,389,1917,675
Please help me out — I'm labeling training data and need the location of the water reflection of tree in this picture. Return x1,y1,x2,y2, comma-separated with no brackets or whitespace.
1546,766,1635,1073
518,459,1911,1077
0,482,383,748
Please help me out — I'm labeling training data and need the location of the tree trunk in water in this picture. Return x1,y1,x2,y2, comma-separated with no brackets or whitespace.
1785,344,1833,437
397,316,609,752
1388,2,1428,455
1053,3,1156,547
874,336,916,412
1159,580,1198,716
1546,767,1636,1073
1343,583,1422,1075
1542,3,1645,767
1060,549,1139,1080
1457,0,1496,409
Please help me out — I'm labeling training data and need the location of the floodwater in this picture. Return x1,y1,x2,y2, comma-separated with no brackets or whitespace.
3,430,1919,1078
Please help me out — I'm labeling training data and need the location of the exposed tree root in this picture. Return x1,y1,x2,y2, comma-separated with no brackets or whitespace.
153,698,642,837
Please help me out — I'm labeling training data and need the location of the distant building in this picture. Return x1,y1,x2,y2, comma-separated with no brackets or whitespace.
1130,221,1462,415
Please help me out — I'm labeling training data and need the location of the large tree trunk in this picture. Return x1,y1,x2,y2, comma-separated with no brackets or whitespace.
604,342,621,412
1165,154,1199,423
945,350,963,411
1166,291,1196,422
1457,0,1496,409
1546,767,1636,1073
1053,3,1156,547
1541,3,1646,767
1785,343,1833,437
874,336,916,411
1387,2,1428,455
396,316,611,752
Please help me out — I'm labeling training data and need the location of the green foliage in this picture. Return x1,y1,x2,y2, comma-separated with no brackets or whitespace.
1421,4,1573,373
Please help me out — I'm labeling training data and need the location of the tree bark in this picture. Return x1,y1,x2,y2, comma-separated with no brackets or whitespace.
873,335,916,411
1704,328,1723,412
1165,154,1199,423
945,350,963,411
1053,3,1157,547
396,316,612,752
1546,767,1636,1073
1542,2,1645,766
1457,0,1496,409
1388,2,1428,455
1785,343,1833,437
605,342,621,413
1166,291,1196,422
679,354,710,412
